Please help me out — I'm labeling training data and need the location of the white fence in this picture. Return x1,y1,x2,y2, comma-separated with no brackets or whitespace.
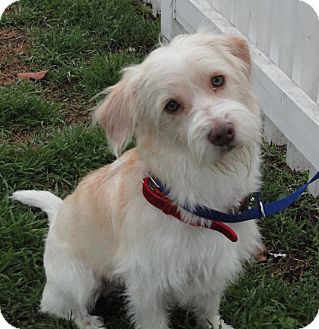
159,0,319,196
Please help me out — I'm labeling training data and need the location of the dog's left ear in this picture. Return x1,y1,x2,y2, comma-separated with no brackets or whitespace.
94,70,138,157
218,34,251,77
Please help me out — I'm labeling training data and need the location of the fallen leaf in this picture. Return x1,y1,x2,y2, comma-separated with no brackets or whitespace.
17,70,48,80
254,243,269,262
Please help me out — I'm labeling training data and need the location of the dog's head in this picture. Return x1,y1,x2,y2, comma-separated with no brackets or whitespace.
95,33,261,167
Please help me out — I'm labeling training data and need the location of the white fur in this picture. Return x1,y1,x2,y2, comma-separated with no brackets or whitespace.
11,190,62,223
12,32,262,329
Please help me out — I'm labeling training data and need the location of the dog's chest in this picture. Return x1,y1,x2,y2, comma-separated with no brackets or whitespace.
117,209,257,302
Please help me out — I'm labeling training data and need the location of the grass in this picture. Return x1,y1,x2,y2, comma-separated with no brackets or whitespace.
0,1,318,328
0,81,63,135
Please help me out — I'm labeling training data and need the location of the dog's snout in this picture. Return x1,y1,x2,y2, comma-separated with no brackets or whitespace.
208,121,235,146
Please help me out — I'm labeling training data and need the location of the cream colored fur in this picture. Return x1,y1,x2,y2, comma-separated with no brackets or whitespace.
12,32,262,329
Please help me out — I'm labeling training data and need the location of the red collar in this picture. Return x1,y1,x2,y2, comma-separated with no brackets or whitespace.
142,177,238,242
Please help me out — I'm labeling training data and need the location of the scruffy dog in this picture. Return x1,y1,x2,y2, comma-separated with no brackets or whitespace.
13,32,262,329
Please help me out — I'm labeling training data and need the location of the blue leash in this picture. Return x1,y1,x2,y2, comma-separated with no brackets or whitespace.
155,171,319,223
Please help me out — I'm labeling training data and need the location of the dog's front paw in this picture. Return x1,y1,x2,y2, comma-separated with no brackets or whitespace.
75,315,106,329
218,322,234,329
208,316,234,329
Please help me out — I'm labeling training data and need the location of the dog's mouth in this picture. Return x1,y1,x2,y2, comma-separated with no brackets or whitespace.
217,143,236,155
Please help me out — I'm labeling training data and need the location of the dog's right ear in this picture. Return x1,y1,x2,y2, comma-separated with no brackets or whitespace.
94,72,138,157
217,34,252,78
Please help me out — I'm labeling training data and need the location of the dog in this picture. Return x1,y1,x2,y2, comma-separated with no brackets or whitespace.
12,32,262,329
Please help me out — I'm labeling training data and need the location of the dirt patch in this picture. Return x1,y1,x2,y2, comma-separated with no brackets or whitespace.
45,83,94,124
10,130,33,145
0,27,91,125
65,108,91,124
0,27,31,86
267,248,315,284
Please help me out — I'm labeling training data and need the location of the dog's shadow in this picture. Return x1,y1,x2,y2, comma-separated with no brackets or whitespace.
92,288,198,329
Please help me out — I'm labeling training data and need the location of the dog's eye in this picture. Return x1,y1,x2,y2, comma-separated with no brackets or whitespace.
211,75,225,88
164,100,181,113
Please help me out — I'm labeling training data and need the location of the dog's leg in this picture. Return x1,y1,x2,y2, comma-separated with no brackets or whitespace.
195,293,234,329
41,240,105,329
42,281,104,329
125,281,170,329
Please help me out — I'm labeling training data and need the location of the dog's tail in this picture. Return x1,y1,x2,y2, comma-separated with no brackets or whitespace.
11,190,63,223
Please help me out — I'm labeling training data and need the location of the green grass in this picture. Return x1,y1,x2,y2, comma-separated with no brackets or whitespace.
0,81,62,135
1,1,318,329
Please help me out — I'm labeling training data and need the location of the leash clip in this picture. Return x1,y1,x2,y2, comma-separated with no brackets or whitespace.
256,192,266,219
259,199,266,219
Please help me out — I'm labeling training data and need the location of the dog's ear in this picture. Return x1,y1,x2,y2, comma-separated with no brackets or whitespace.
218,34,251,77
94,73,137,157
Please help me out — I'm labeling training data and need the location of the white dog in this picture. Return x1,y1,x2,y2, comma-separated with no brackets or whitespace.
12,32,262,329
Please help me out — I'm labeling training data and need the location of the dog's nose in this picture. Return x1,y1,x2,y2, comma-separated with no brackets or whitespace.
208,121,235,146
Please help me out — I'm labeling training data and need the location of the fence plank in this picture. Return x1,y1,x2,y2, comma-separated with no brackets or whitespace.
160,0,175,41
229,0,236,25
206,0,213,8
175,0,222,35
255,1,273,56
269,0,281,65
248,0,257,44
219,0,231,21
211,0,220,11
308,166,319,197
216,0,221,11
286,141,310,171
234,0,251,37
292,1,319,101
263,117,287,145
286,143,319,197
269,0,297,78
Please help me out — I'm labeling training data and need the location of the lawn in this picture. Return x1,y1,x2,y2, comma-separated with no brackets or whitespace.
0,1,318,328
